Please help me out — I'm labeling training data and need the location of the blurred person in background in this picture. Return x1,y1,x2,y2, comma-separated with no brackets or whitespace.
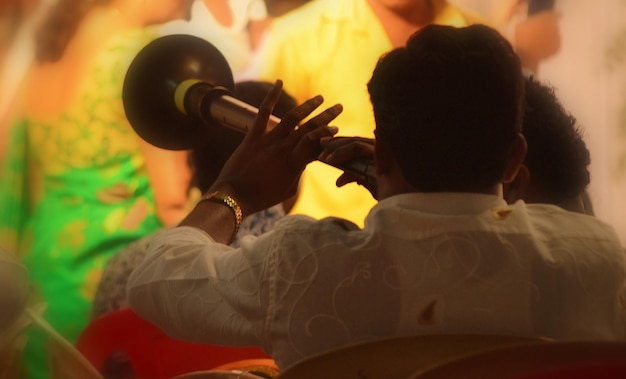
453,0,562,74
264,0,311,17
0,0,54,171
0,0,195,377
504,75,594,214
160,0,270,80
0,246,29,333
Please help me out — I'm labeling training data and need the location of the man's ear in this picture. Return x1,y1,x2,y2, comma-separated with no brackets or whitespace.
504,164,530,203
374,134,416,199
502,133,528,184
374,137,394,176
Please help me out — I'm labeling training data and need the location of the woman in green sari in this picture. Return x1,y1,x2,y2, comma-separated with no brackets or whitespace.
0,0,193,377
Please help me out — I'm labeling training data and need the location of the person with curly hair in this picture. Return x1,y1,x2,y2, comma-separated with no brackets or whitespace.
504,76,593,214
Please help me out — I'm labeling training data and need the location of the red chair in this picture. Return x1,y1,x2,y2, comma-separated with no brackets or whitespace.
76,308,274,379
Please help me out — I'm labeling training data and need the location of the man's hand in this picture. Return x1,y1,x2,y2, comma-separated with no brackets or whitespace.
319,136,378,199
210,80,343,216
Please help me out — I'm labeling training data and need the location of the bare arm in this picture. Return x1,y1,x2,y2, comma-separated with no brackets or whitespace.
248,18,270,51
139,140,192,227
490,0,561,74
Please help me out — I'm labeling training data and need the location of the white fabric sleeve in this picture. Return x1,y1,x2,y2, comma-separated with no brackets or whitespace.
126,226,272,349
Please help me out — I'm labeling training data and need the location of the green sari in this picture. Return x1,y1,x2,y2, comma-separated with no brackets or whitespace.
0,28,163,378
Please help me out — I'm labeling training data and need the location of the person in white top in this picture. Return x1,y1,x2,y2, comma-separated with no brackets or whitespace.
159,0,268,79
127,24,626,370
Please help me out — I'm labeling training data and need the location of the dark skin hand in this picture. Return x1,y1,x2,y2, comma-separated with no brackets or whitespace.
319,136,378,199
179,80,343,243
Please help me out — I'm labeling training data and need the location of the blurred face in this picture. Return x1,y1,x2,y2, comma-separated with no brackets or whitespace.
370,0,427,14
146,0,193,24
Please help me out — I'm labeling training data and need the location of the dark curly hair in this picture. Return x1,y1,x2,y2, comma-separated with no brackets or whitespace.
522,76,591,204
368,24,524,193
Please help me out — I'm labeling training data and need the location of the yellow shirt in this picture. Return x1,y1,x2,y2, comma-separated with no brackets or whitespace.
260,0,481,225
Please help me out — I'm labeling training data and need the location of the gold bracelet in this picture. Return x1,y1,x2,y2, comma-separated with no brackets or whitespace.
200,191,243,243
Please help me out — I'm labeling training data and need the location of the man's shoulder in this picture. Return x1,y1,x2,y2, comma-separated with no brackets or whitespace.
525,203,622,245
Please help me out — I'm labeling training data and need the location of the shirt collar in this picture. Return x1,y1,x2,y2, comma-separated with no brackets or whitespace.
375,192,509,216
